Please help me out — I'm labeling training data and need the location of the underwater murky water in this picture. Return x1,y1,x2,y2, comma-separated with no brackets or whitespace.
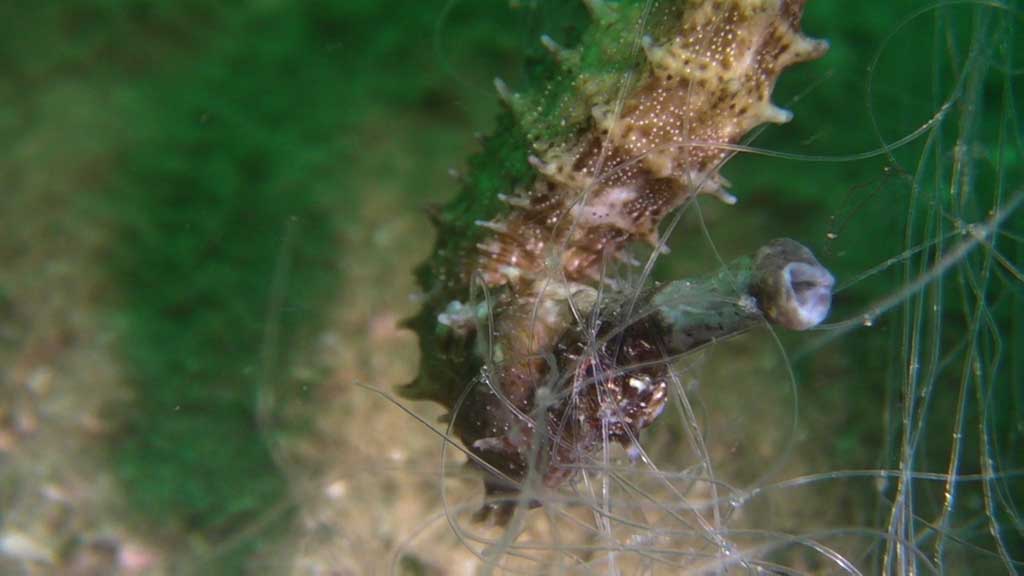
0,1,1021,574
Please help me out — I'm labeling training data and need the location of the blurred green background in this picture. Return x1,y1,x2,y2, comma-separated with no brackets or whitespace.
0,1,1019,574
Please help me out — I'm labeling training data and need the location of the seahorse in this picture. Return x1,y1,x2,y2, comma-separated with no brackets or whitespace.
401,0,832,522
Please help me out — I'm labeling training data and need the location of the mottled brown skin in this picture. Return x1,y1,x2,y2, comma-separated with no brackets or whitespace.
469,314,675,523
404,0,828,522
475,0,827,289
544,317,672,481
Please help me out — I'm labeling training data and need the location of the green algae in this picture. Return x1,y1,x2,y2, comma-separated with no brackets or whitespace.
2,0,530,572
106,10,348,574
100,3,530,571
94,1,543,572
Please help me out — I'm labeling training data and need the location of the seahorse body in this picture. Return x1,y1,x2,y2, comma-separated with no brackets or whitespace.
402,0,827,517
